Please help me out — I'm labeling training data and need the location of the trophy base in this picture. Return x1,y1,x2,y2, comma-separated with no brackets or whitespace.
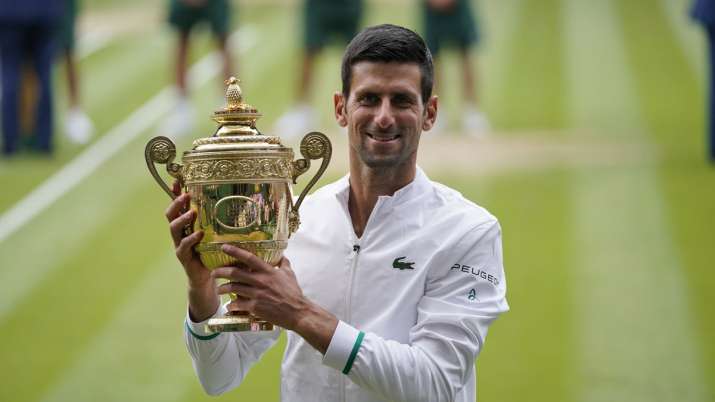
206,314,275,332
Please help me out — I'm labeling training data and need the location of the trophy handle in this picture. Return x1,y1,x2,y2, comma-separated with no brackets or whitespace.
145,136,184,200
290,132,332,231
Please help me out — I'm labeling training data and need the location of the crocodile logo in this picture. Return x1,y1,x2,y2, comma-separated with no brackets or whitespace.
392,256,415,270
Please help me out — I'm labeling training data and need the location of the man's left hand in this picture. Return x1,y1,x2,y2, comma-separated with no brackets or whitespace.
213,244,339,354
213,244,308,331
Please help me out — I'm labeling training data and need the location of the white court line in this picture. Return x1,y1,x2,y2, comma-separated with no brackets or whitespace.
39,253,200,402
0,27,252,244
0,29,113,105
77,31,114,59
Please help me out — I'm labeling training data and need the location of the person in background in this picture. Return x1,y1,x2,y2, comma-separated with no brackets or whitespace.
692,0,715,162
19,63,39,147
59,0,95,145
163,0,234,137
423,0,489,136
273,0,363,139
0,0,63,156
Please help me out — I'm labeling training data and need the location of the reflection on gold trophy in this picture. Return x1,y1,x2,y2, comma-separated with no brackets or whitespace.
145,77,331,332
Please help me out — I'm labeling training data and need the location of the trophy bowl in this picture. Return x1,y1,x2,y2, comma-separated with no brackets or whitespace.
145,77,331,332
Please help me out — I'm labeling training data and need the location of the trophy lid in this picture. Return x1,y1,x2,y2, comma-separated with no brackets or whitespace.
189,77,285,153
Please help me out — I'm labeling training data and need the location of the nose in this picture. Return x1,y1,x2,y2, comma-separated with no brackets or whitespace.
374,99,395,130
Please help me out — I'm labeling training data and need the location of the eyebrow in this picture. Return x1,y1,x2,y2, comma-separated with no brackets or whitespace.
393,92,418,102
353,88,418,100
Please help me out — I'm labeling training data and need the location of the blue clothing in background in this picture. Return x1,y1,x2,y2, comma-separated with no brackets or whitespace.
0,0,63,155
0,0,64,22
693,0,715,25
692,0,715,161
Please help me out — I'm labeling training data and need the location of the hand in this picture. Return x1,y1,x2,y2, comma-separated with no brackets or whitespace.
213,245,307,330
213,245,339,354
166,185,209,287
166,182,218,321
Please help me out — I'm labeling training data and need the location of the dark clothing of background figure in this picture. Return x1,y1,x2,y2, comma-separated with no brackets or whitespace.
304,0,363,51
692,0,715,161
0,0,63,155
423,0,479,56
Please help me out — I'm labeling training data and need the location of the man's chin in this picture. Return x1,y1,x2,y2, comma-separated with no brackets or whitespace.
358,153,406,169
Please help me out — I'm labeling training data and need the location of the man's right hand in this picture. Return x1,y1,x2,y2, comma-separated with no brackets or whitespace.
166,182,219,322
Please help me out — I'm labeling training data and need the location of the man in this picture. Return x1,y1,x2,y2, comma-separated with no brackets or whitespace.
692,0,715,162
163,0,233,137
423,0,489,136
166,24,508,401
273,0,363,139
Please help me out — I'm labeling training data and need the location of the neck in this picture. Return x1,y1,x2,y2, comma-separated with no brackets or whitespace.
347,158,416,238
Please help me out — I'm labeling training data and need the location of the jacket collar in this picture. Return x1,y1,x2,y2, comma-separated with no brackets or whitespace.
334,166,431,209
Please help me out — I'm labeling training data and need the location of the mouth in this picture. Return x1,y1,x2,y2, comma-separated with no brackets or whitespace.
366,132,400,142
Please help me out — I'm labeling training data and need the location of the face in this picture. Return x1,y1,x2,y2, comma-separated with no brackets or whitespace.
334,62,437,170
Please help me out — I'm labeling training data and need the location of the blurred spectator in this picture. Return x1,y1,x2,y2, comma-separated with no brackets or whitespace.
274,0,363,139
692,0,715,162
163,0,234,137
59,0,94,145
0,0,63,156
423,0,488,136
19,63,38,144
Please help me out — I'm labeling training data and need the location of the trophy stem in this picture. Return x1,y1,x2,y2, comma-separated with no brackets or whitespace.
207,309,275,333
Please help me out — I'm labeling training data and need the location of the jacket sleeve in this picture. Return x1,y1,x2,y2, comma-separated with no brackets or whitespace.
322,220,509,402
184,303,280,395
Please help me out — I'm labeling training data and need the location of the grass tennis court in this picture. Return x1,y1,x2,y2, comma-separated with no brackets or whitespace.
1,0,714,401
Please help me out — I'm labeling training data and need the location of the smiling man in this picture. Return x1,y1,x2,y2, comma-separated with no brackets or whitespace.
166,24,508,402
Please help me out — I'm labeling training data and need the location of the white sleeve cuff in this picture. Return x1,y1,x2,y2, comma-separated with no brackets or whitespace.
185,304,227,340
322,320,365,375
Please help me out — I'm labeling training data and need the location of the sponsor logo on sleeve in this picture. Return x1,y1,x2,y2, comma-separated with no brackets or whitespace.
450,263,500,286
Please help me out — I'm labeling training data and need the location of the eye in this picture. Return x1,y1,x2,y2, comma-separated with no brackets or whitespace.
357,94,379,106
393,94,415,108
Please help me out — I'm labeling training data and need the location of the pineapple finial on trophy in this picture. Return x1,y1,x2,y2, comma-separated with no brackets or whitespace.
225,76,243,109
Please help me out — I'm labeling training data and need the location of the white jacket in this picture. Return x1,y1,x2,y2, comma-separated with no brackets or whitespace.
185,168,509,402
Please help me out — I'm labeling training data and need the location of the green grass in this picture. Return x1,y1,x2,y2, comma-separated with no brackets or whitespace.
616,0,715,390
1,0,714,401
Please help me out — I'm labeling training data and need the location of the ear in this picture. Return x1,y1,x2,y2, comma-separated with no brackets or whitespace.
334,92,348,127
422,95,438,131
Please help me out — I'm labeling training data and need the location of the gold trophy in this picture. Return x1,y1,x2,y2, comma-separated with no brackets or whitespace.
145,77,331,332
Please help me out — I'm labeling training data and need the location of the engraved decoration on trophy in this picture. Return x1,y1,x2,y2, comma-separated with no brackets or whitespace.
145,77,331,332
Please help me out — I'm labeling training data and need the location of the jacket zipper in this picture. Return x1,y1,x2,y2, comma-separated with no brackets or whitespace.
347,244,360,323
341,242,360,402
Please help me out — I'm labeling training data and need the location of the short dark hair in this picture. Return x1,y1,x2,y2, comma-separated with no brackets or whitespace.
341,24,434,103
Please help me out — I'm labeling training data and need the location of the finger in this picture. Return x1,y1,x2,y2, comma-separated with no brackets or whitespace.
279,257,292,271
217,281,257,298
165,193,190,222
170,209,196,246
212,266,260,285
172,180,181,197
175,230,203,264
227,297,253,313
221,244,271,272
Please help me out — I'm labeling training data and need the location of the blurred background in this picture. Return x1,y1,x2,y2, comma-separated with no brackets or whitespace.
1,0,714,401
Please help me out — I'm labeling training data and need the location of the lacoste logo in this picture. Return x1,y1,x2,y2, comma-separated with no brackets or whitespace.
392,256,415,270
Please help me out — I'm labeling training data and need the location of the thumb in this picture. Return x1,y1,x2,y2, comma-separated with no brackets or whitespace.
279,257,294,274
